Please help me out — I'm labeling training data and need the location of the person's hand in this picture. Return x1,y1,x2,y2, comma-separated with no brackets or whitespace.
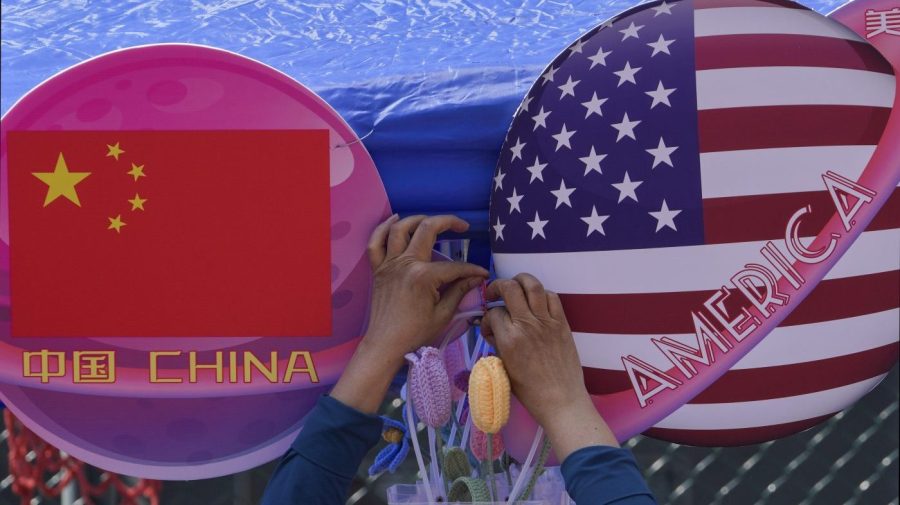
364,214,489,359
331,214,489,413
481,273,618,460
481,274,584,426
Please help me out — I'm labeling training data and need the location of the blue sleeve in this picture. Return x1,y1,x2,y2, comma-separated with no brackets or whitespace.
260,395,383,505
561,445,658,505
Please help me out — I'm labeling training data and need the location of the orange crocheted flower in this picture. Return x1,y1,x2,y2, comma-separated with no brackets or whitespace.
467,355,510,434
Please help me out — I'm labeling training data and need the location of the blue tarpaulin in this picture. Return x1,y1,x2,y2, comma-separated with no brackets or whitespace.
1,0,839,247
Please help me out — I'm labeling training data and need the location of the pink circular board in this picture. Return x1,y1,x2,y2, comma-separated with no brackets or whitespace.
0,44,391,479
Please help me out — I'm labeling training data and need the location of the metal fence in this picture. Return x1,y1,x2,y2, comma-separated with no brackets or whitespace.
2,365,896,505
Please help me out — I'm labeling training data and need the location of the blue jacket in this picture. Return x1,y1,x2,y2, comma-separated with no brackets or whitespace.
260,396,658,504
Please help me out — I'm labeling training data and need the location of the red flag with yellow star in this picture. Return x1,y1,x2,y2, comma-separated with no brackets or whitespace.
7,130,332,337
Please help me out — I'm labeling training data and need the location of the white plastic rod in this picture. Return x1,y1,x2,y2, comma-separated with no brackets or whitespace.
448,393,467,447
406,401,436,505
505,428,545,505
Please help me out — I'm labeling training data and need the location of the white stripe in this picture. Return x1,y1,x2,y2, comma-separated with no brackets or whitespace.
493,229,899,294
575,308,899,371
653,374,886,430
696,67,894,109
700,146,887,199
694,7,864,41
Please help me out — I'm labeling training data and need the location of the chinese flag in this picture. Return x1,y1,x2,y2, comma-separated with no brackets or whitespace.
7,130,332,337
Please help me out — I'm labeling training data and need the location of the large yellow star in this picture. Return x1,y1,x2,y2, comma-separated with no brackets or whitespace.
128,193,147,211
106,142,125,161
127,163,146,181
108,215,126,233
32,153,91,207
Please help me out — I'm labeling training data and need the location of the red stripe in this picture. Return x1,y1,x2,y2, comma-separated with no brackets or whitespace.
644,413,835,446
704,188,900,244
582,342,898,399
583,367,634,395
698,106,891,153
561,270,899,335
693,0,806,9
695,34,893,74
692,343,897,403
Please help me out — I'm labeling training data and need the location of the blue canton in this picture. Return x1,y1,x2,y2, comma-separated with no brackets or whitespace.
490,0,705,254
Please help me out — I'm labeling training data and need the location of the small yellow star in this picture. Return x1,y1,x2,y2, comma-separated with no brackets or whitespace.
106,142,125,161
32,153,91,207
127,163,146,181
108,215,126,233
128,193,147,211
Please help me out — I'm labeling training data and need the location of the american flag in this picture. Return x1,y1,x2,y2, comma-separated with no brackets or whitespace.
489,0,899,445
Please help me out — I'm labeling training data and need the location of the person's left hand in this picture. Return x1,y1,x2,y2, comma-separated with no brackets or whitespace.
331,214,489,413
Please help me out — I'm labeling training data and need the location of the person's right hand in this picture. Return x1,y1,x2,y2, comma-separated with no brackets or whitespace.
481,273,619,461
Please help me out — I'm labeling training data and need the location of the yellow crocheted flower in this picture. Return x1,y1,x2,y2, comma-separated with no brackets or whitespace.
468,356,510,434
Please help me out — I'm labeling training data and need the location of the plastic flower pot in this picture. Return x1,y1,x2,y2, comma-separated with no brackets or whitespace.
386,466,574,505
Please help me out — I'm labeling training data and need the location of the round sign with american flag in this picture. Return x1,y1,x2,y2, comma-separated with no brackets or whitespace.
492,0,899,449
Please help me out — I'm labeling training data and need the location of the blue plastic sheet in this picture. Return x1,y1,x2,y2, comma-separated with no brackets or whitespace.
1,0,839,244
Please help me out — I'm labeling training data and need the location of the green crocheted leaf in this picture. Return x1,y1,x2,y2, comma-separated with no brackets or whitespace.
448,476,491,503
443,447,473,482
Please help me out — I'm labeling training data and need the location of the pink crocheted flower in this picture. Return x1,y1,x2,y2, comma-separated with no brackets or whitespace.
470,426,504,461
443,339,468,401
405,347,452,428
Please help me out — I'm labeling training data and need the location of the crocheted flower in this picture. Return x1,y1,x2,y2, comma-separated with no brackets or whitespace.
469,426,505,461
405,347,452,428
468,356,510,434
443,339,468,401
368,417,410,475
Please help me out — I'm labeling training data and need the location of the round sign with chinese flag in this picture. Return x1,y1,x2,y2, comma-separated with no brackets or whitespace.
0,44,390,479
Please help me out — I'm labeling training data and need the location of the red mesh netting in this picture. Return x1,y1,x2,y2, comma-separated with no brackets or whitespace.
4,409,161,505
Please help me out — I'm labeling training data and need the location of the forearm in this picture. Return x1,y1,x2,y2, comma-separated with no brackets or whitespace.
260,334,407,504
561,445,657,505
330,336,405,413
260,395,383,505
548,396,655,504
541,394,619,462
